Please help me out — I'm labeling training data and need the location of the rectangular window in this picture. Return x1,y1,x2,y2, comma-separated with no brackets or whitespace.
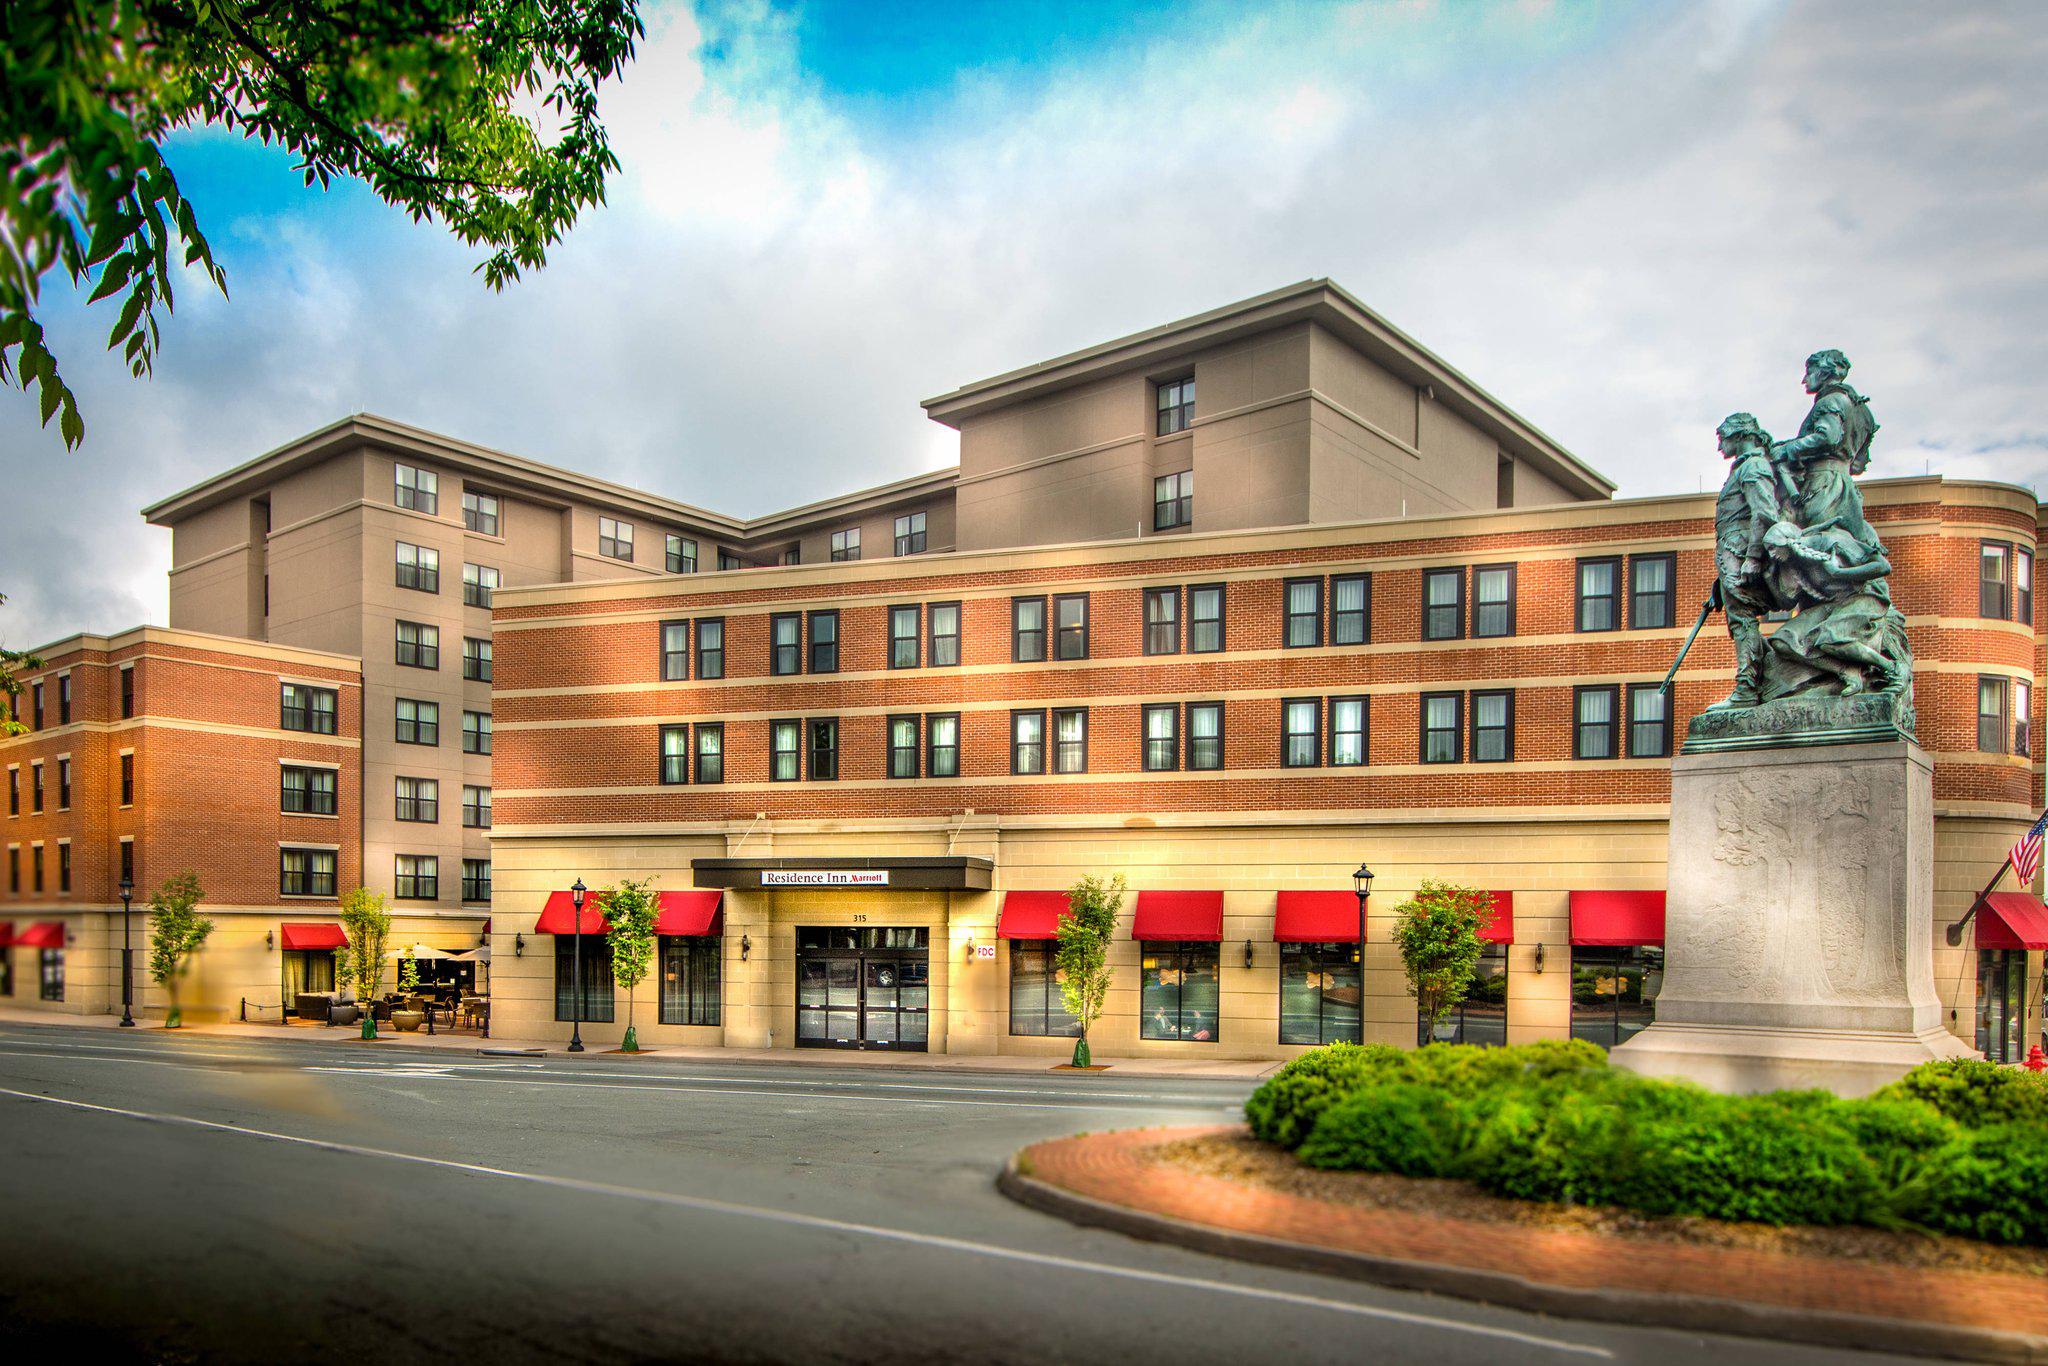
58,842,70,892
1981,541,2012,619
927,713,960,778
281,765,337,815
462,563,499,608
395,855,439,900
598,516,634,561
39,949,63,1002
1156,376,1195,436
1328,696,1367,766
894,511,927,556
119,839,132,885
462,490,499,535
1053,708,1088,774
462,859,492,904
1140,941,1220,1041
1330,574,1370,646
462,710,490,754
695,618,724,680
1054,594,1089,661
31,843,42,890
807,718,839,781
770,721,801,781
1430,943,1510,1046
1143,587,1180,655
57,675,71,725
1628,683,1672,758
1422,568,1464,641
395,620,439,670
56,757,69,810
1979,675,2010,753
1284,578,1322,648
396,698,440,746
7,847,16,893
1472,565,1515,638
2017,547,2035,626
6,767,14,816
394,777,439,824
280,847,338,898
1187,702,1224,771
555,935,615,1023
2017,679,2033,758
1471,689,1513,763
1571,946,1663,1049
1576,557,1622,632
1280,942,1363,1046
830,528,861,561
30,763,42,814
1008,940,1081,1037
928,602,961,667
1575,685,1619,759
395,541,439,592
462,637,492,681
120,666,134,718
1142,704,1179,772
769,614,801,675
30,681,41,730
807,610,839,673
280,684,338,734
887,716,920,779
462,785,492,828
656,725,690,785
1629,553,1675,629
395,463,438,514
659,935,722,1026
695,723,724,784
660,621,690,681
717,550,743,570
1011,710,1046,775
666,534,697,574
1282,698,1319,767
1152,470,1193,530
120,752,134,805
888,606,920,669
1188,584,1225,653
1421,692,1462,763
1012,597,1047,663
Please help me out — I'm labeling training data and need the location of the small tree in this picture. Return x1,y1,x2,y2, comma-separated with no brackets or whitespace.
398,955,421,996
1055,874,1125,1068
1392,880,1492,1046
146,871,213,1028
603,878,658,1052
338,887,392,1040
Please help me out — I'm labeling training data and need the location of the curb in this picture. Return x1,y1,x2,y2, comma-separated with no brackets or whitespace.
997,1152,2048,1365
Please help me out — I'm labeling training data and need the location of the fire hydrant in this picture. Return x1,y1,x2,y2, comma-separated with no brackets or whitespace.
2025,1044,2047,1073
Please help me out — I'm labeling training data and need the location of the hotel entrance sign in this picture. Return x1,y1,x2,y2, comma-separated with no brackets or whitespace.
761,869,891,888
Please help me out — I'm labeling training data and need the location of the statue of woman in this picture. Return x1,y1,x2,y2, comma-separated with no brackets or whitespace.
1758,518,1911,698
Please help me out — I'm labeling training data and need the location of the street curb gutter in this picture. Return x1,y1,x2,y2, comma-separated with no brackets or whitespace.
997,1157,2048,1365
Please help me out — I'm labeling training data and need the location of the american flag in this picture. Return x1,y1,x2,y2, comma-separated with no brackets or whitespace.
2011,810,2048,886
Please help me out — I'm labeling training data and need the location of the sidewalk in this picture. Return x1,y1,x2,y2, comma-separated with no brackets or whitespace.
0,1007,1280,1079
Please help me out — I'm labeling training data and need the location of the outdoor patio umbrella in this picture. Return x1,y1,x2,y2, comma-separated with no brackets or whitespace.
388,943,463,960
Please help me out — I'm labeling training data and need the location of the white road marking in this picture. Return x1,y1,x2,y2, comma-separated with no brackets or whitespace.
0,1084,1609,1359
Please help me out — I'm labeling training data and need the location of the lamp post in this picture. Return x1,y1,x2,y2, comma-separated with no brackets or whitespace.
118,875,135,1027
1351,863,1373,1046
567,878,587,1053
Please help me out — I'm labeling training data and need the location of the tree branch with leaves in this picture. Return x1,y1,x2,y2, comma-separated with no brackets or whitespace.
1391,880,1492,1046
1055,874,1124,1069
146,870,213,1027
602,877,657,1052
337,885,392,1039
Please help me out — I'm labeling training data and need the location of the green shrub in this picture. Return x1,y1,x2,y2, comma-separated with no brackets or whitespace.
1297,1082,1467,1177
1871,1058,2048,1129
1463,1069,1695,1207
1837,1098,1960,1189
1905,1121,2048,1246
1244,1043,1406,1148
1622,1095,1880,1226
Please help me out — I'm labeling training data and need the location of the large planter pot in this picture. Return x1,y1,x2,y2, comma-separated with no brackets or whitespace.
392,1010,425,1033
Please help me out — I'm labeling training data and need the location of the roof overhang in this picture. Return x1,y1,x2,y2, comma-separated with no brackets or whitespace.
691,856,994,892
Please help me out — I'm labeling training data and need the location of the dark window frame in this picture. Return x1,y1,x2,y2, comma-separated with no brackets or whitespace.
1470,688,1515,763
598,516,634,562
769,613,802,676
2017,546,2035,626
695,617,725,680
1053,593,1090,661
1628,552,1677,630
395,698,440,747
1980,540,2013,620
660,724,690,785
928,602,961,668
893,511,927,557
1575,556,1623,633
1138,939,1220,1042
806,610,840,674
1052,706,1089,774
1188,582,1226,653
830,527,861,562
888,605,920,670
694,723,724,784
1328,695,1368,767
1011,596,1048,663
461,710,490,755
1471,563,1517,638
1152,469,1193,529
280,764,338,816
1626,682,1673,758
807,717,839,781
462,490,500,535
1283,577,1323,649
1008,938,1082,1038
280,684,339,735
1421,567,1465,642
666,534,697,574
659,934,722,1026
660,620,690,681
395,619,439,670
462,858,492,904
1330,573,1371,646
1281,696,1321,768
1574,684,1621,760
1979,674,2011,754
926,712,960,778
394,776,439,824
1187,701,1225,771
1279,941,1363,1047
1155,375,1195,437
1143,586,1181,656
462,785,492,829
886,714,921,779
279,846,338,898
769,719,801,782
1141,703,1179,772
1420,691,1463,763
395,541,439,593
1011,708,1047,775
462,636,492,682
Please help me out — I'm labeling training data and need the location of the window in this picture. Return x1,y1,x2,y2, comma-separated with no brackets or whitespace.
1142,587,1180,655
2017,680,2033,758
1571,946,1663,1048
280,847,337,898
770,614,801,675
395,620,439,669
1012,597,1047,662
462,490,499,535
281,684,338,734
598,516,634,561
1011,710,1046,775
717,550,743,570
926,713,960,778
1009,940,1081,1037
395,777,438,823
1979,675,2010,753
395,542,439,592
653,724,690,784
888,606,920,669
666,534,697,574
1189,584,1225,653
1282,698,1319,767
39,948,63,1002
1422,569,1464,641
1628,683,1672,758
120,666,134,718
894,512,927,556
1981,541,2012,619
463,785,492,828
1054,594,1089,660
58,842,70,892
1473,565,1515,638
396,698,440,746
281,765,337,816
462,563,499,608
119,752,134,805
395,855,439,900
462,637,492,682
1280,942,1362,1046
56,757,69,810
31,843,42,890
395,463,438,514
555,934,614,1022
660,935,721,1026
887,716,920,779
770,721,801,781
1153,470,1193,529
57,674,71,725
1156,376,1195,436
1420,692,1461,763
6,846,14,892
30,763,42,813
830,528,861,562
1429,943,1509,1045
2018,547,2035,626
1283,578,1322,649
696,618,724,679
1330,574,1370,646
1142,705,1178,771
1140,941,1219,1041
1188,702,1224,771
809,717,839,781
1575,685,1619,759
1977,949,2028,1064
660,621,690,681
1471,689,1514,763
462,859,492,904
928,603,961,667
5,767,13,816
695,724,724,783
1576,557,1622,631
780,546,801,567
462,711,491,754
807,611,839,673
119,840,133,885
1329,696,1367,767
1053,708,1088,773
1629,553,1675,629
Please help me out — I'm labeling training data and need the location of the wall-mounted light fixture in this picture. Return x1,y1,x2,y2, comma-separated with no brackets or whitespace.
1243,939,1254,970
1533,941,1546,974
740,933,752,962
513,932,525,959
264,930,274,951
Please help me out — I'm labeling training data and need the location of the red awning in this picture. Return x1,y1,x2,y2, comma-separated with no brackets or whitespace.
1131,890,1224,941
997,891,1072,939
534,890,609,934
1977,892,2048,950
0,921,13,948
279,922,348,951
15,921,64,949
1273,891,1363,943
1481,892,1515,945
1569,890,1666,947
654,890,724,937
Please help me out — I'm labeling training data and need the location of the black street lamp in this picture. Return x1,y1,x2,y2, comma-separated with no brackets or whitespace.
118,874,135,1027
1351,863,1373,1045
567,878,587,1053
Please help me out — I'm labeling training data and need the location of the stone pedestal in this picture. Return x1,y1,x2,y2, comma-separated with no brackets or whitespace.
1612,738,1973,1096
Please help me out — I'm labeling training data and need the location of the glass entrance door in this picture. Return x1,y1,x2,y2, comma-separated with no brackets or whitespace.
796,927,930,1050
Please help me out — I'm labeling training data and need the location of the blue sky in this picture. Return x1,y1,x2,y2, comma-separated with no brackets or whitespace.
4,0,2046,646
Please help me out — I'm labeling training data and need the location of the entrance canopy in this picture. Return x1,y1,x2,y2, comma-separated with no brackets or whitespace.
997,891,1071,939
535,890,608,934
692,855,993,891
1568,890,1665,947
1480,892,1515,945
1131,890,1223,941
654,890,724,937
16,921,64,949
1976,892,2048,950
1272,891,1360,943
280,922,348,951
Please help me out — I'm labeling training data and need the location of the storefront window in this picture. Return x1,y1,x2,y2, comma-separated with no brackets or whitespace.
283,949,337,1002
1977,950,2027,1063
1570,946,1661,1048
554,934,614,1022
659,936,721,1026
1279,942,1360,1046
40,947,64,1002
1008,939,1081,1037
1140,941,1220,1041
1427,944,1508,1046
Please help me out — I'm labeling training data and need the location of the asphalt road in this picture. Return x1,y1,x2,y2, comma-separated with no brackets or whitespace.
0,1022,1917,1365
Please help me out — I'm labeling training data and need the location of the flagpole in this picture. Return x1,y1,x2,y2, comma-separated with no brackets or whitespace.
1946,853,2014,948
